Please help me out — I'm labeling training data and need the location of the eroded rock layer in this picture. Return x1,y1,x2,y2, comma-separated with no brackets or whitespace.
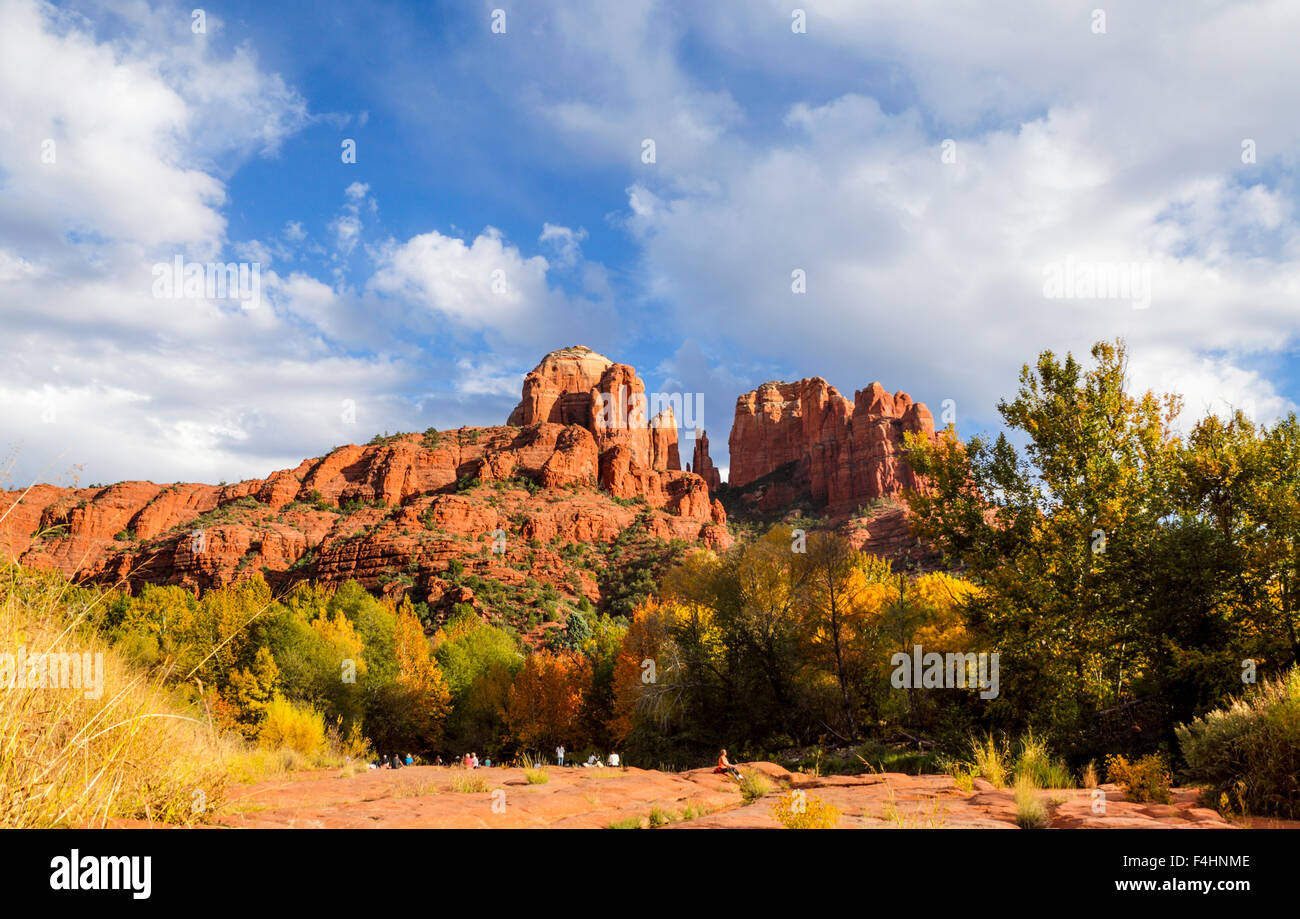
728,377,937,516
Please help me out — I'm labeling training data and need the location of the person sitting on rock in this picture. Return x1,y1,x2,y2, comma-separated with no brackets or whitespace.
608,752,621,768
713,749,742,780
404,753,414,766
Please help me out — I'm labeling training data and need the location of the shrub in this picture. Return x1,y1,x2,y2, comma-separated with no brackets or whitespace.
1176,667,1300,818
259,696,327,758
1105,753,1172,804
738,769,773,803
648,805,675,827
770,790,840,829
524,767,550,785
608,816,643,829
1013,774,1049,829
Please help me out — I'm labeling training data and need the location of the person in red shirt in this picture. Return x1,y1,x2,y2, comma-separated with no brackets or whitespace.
713,748,742,779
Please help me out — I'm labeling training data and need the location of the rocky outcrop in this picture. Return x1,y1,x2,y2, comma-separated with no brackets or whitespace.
510,345,682,472
728,377,937,516
691,430,722,492
207,764,1231,830
0,348,730,618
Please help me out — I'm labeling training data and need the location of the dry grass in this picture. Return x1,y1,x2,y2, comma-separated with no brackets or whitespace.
738,769,773,803
1013,774,1050,829
971,733,1010,789
394,775,439,797
449,769,490,793
882,783,949,827
0,564,229,827
517,750,550,784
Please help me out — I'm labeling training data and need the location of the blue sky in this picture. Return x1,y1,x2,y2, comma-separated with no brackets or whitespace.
3,0,1300,488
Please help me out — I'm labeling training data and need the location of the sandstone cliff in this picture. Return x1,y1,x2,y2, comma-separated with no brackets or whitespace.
727,377,937,517
509,345,682,472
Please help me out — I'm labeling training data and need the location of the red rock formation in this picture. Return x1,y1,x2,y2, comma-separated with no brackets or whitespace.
728,377,937,516
0,348,730,614
510,346,682,472
691,430,722,492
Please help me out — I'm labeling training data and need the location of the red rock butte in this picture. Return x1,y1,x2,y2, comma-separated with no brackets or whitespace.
728,377,938,517
0,346,728,616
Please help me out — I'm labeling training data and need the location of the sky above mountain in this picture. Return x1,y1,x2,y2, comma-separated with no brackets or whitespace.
3,0,1300,488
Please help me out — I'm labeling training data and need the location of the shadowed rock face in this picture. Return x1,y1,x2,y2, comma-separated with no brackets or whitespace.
728,377,937,516
0,348,728,619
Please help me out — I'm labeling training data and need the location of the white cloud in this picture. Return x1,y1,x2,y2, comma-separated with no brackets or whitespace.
370,228,545,327
540,1,1300,459
7,0,1300,489
367,226,616,356
538,223,587,269
0,1,407,486
453,359,523,398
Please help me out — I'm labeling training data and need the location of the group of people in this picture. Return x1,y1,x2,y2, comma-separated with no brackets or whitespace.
371,747,739,777
554,746,621,768
371,753,415,770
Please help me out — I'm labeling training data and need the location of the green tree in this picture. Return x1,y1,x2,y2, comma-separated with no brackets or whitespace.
906,340,1182,744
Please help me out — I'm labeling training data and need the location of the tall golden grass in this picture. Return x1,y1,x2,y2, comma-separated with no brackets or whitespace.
0,563,229,827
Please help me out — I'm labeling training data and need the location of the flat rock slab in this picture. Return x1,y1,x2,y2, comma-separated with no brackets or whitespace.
190,764,1237,829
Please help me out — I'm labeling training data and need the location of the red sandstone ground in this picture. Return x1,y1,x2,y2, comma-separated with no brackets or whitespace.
164,763,1235,830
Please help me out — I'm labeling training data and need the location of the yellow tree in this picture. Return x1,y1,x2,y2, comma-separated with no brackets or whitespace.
310,606,368,729
796,532,874,736
223,645,280,739
391,597,452,747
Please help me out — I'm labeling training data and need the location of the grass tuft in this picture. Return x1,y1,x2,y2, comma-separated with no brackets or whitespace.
1013,773,1050,829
